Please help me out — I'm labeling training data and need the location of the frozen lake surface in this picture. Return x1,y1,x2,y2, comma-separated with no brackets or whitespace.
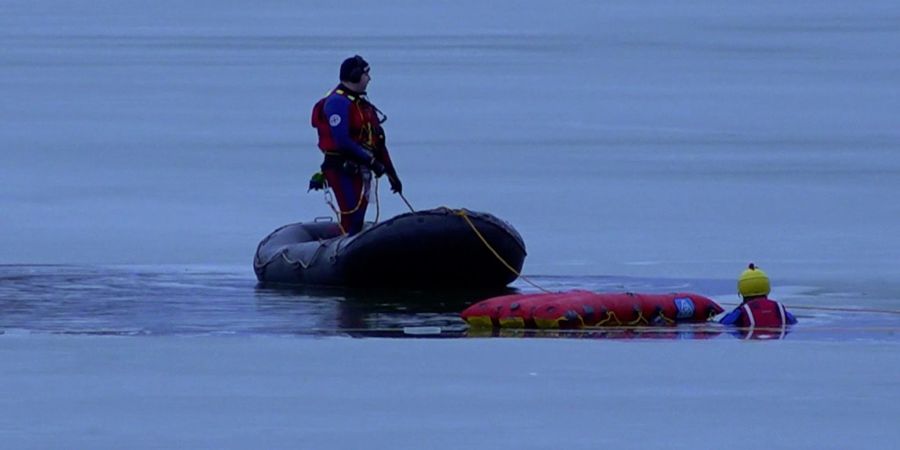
2,334,898,450
2,0,900,448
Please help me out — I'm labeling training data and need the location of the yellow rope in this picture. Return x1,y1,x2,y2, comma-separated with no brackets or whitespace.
593,310,621,327
279,241,327,269
324,174,374,235
455,208,551,293
656,310,676,325
322,190,346,235
626,308,649,326
337,183,368,216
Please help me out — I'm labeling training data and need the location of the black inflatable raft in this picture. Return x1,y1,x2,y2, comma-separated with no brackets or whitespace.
253,207,527,288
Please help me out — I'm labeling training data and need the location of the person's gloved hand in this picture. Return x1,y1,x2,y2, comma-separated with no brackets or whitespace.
307,171,326,191
388,172,403,194
369,160,386,177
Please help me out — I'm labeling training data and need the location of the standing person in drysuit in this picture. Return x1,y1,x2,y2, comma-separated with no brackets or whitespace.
311,55,402,235
720,263,798,339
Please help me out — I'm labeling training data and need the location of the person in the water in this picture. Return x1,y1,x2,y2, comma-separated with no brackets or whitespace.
720,263,797,339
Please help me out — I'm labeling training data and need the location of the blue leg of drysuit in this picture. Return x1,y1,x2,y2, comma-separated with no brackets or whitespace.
323,168,367,235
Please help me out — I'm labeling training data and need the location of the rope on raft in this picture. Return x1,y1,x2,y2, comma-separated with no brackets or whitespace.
454,208,552,294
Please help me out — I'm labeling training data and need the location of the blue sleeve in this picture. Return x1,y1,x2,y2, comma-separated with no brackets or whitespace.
785,310,798,324
323,95,374,164
719,308,742,325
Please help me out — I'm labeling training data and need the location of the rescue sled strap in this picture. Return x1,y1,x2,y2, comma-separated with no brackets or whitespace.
626,307,649,326
594,310,621,327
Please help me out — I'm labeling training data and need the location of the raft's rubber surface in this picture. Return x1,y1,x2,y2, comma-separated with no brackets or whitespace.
254,207,526,288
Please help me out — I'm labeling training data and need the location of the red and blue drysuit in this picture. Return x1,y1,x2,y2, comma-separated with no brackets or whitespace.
311,85,398,235
720,297,797,339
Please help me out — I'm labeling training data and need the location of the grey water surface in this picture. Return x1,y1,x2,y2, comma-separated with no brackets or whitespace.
3,2,900,449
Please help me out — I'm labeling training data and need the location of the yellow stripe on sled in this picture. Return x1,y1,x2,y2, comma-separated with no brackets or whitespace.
498,317,526,328
465,316,494,329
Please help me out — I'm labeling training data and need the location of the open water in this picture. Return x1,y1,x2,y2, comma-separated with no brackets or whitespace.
1,264,898,342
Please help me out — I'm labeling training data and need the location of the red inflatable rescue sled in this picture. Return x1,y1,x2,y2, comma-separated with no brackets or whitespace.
461,290,723,329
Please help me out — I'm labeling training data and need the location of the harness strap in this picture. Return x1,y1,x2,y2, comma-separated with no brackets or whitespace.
778,303,788,339
330,88,378,148
742,303,755,327
334,88,356,101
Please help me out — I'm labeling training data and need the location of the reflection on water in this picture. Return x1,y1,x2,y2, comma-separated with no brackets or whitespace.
0,265,509,337
1,265,898,341
253,283,513,337
467,325,724,340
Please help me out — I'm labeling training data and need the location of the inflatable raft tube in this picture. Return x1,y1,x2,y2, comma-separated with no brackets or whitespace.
462,290,723,329
254,207,526,288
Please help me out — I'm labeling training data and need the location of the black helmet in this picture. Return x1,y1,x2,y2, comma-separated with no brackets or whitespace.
340,55,369,83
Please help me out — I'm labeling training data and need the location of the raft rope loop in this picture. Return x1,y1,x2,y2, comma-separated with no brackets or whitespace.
280,241,327,269
454,208,551,294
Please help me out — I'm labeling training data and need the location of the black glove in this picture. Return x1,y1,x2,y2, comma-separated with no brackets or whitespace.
370,160,386,177
388,172,403,194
